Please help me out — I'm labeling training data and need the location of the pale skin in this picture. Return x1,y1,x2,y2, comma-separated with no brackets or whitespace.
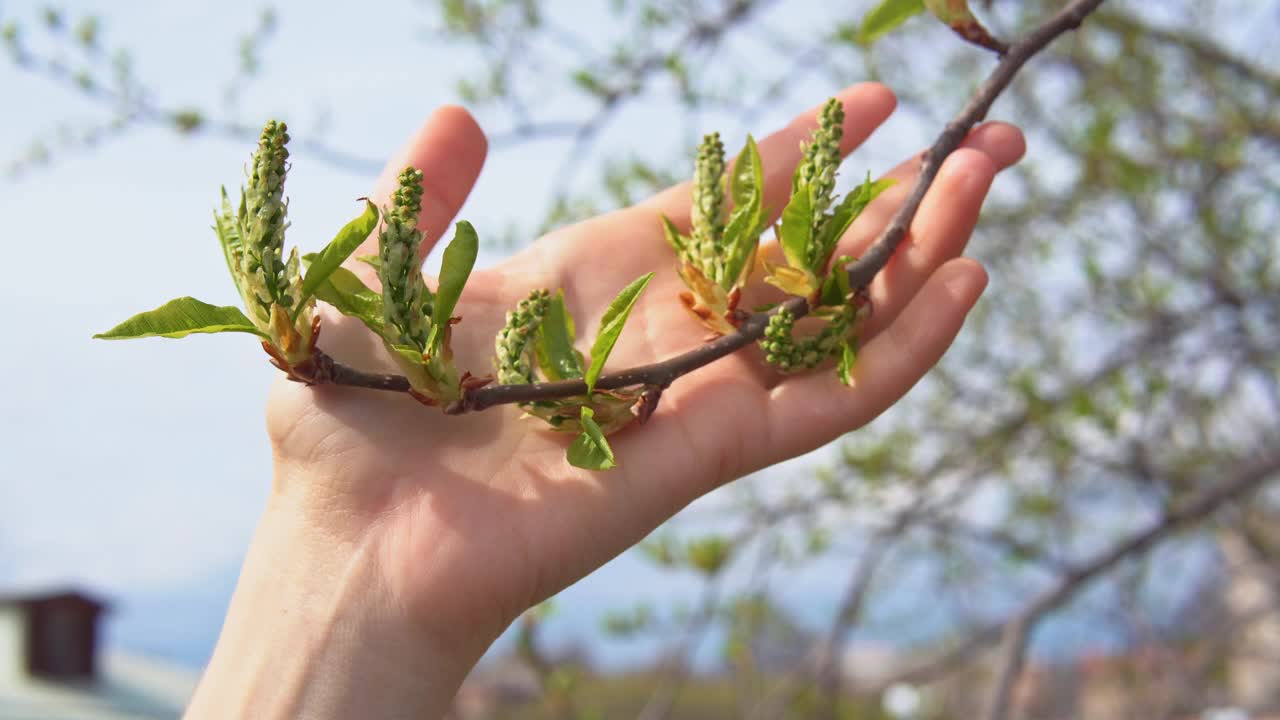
184,82,1025,719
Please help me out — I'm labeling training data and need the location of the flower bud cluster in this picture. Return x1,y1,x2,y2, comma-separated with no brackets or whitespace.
379,167,432,350
496,289,550,385
761,305,853,373
690,132,726,274
796,98,844,219
243,120,292,313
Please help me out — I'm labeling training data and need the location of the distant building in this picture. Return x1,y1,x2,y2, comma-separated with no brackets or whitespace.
0,587,197,719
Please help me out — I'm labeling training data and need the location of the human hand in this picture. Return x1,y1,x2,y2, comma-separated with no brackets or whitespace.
187,82,1024,719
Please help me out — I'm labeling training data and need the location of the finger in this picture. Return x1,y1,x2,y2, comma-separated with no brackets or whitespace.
748,258,987,464
838,124,1021,337
357,105,489,262
836,121,1025,261
855,147,997,337
639,82,898,228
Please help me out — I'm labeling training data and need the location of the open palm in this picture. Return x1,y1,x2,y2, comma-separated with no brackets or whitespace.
260,82,1024,658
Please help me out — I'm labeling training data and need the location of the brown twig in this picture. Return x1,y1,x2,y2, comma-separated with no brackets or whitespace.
294,0,1109,418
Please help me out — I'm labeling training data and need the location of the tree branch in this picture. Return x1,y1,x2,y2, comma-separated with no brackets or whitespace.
843,0,1108,291
981,447,1280,720
295,0,1110,419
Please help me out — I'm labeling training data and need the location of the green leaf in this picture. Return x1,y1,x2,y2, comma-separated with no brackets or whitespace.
389,343,428,369
94,297,267,340
686,536,732,575
311,266,385,336
585,272,654,394
721,199,762,290
215,187,244,287
355,254,381,272
720,136,766,289
427,221,480,355
567,407,616,470
858,0,925,44
660,215,686,257
816,176,895,270
297,200,379,315
922,0,1005,53
820,262,854,306
837,339,857,386
778,181,814,271
729,135,763,209
536,290,584,381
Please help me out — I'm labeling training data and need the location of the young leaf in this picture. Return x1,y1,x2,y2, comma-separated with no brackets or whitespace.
536,290,584,381
820,262,854,306
720,136,766,289
427,221,479,355
922,0,1006,53
310,266,386,336
567,407,616,470
215,187,246,296
816,176,895,270
660,215,687,256
94,297,267,340
297,200,379,314
720,198,763,291
858,0,925,45
778,182,814,271
585,272,654,394
837,339,858,386
389,343,427,365
729,135,763,209
763,262,817,298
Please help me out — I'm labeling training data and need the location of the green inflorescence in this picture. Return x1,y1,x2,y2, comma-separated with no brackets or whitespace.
761,305,855,374
379,167,433,351
496,288,551,385
690,131,727,279
241,120,293,313
795,99,845,234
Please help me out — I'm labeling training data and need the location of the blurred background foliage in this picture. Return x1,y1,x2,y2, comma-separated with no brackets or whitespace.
6,0,1279,717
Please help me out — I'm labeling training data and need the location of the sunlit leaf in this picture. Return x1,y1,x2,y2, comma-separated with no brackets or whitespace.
297,200,378,315
94,297,267,340
586,272,654,394
567,406,616,470
427,221,479,355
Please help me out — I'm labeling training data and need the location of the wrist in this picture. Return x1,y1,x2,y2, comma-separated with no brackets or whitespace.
185,486,483,720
